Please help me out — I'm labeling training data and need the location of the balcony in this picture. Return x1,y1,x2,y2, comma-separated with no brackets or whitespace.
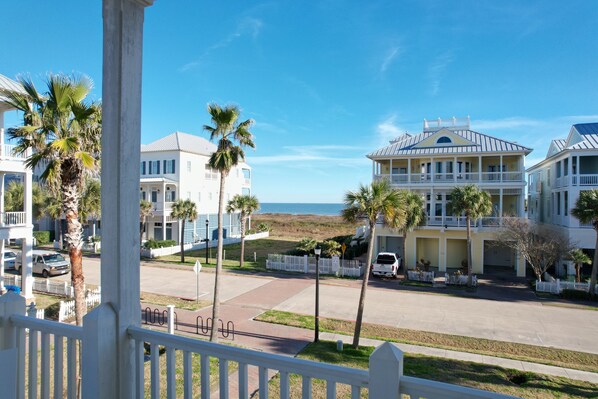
0,293,518,399
0,212,26,227
572,174,598,186
424,216,504,228
0,144,27,160
375,172,524,185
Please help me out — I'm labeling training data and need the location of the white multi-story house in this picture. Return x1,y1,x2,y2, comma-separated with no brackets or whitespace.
0,73,33,298
527,122,598,276
369,117,531,276
140,131,252,244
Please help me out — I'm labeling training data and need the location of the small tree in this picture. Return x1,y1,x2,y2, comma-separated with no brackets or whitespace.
397,190,426,272
342,179,403,348
139,200,153,244
296,237,317,254
170,199,198,263
495,218,572,281
321,240,341,258
226,194,260,267
571,189,598,297
448,185,493,286
79,179,101,237
568,249,591,283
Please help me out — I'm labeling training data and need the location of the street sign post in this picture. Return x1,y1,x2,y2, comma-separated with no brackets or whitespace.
193,260,202,303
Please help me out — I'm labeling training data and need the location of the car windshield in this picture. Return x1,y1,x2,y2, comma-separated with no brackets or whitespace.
4,252,16,258
376,255,396,264
43,254,66,263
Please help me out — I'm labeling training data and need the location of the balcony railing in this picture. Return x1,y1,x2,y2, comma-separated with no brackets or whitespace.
152,201,174,212
0,294,520,399
0,144,27,160
0,212,26,227
424,216,505,228
375,172,523,185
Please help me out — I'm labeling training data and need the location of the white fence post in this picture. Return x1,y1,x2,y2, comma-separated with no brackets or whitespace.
63,281,68,296
0,292,25,399
82,303,118,399
304,255,308,273
556,279,561,294
369,342,403,399
167,305,175,335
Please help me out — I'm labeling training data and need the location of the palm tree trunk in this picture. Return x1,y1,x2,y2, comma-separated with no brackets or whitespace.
210,172,227,342
353,223,375,349
62,179,85,326
466,216,473,287
590,229,598,297
239,214,246,268
180,219,186,263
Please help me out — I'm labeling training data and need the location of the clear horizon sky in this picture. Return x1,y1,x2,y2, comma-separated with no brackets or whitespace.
2,1,598,203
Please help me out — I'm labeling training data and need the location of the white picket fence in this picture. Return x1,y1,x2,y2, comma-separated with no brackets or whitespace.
141,231,269,258
59,289,102,322
266,254,364,277
536,279,598,294
407,270,435,282
3,275,93,298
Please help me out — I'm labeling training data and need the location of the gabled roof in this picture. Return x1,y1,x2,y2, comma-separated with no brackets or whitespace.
0,74,25,105
546,139,566,158
141,131,216,156
368,128,532,158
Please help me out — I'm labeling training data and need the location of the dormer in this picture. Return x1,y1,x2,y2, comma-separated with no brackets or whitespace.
413,128,476,148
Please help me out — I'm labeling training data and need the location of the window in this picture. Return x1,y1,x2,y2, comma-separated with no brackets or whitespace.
205,164,218,179
148,160,160,175
436,162,442,174
556,192,561,216
140,161,146,175
208,192,213,201
242,168,251,179
556,161,561,178
436,136,452,144
564,158,569,176
163,159,175,174
166,190,176,202
564,192,568,216
242,188,250,196
187,161,192,172
151,190,158,203
187,191,192,200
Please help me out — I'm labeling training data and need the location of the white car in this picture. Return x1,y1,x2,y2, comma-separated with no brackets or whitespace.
16,250,71,278
2,250,18,270
371,252,401,278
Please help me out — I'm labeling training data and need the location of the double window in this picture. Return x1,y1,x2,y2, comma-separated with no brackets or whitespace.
140,159,176,175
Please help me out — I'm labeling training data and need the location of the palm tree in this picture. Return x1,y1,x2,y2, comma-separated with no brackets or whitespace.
42,191,64,248
204,103,255,342
342,179,403,348
4,74,101,326
397,190,426,273
140,200,153,244
571,189,598,297
79,179,101,238
170,199,198,263
226,194,260,267
569,249,591,283
448,184,492,287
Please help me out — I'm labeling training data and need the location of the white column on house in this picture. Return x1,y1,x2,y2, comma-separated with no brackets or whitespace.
20,170,33,299
478,155,482,181
499,188,503,223
453,156,457,182
86,1,154,398
0,172,4,218
568,155,573,185
499,155,503,182
407,158,411,183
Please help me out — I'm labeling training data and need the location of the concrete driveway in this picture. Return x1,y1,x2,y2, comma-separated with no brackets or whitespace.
51,256,598,355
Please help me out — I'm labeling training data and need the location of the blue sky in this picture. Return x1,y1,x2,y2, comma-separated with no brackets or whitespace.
2,1,598,202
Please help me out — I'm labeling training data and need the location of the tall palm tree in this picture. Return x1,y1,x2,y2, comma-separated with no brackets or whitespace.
569,249,591,283
226,194,260,267
571,189,598,297
4,74,101,326
42,191,64,248
342,179,403,348
170,199,198,263
448,184,493,287
397,190,426,273
204,103,255,342
140,200,153,244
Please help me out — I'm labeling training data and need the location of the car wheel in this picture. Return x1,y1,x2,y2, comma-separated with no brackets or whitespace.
42,269,49,278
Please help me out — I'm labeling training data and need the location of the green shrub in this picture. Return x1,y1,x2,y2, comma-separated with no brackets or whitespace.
44,302,61,320
256,223,270,232
33,230,51,245
143,239,177,249
321,240,341,257
560,289,590,300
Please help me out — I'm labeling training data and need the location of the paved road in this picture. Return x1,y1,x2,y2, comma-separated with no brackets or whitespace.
53,256,598,355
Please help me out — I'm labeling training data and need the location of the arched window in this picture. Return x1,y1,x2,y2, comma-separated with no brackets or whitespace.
436,136,452,144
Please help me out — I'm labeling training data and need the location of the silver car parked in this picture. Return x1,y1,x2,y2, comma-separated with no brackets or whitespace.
16,250,71,278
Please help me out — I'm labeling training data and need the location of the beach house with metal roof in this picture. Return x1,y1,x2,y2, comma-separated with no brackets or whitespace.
140,131,252,243
368,117,532,276
527,122,598,277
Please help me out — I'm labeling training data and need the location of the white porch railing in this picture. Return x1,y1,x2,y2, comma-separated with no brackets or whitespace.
578,174,598,186
375,172,524,185
0,144,27,159
536,279,598,294
266,254,364,277
0,294,520,399
0,212,26,227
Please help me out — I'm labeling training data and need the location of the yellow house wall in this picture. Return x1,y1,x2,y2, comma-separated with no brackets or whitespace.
414,129,475,147
502,195,518,216
446,239,467,269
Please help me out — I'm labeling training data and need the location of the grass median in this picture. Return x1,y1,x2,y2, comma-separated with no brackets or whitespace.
255,310,598,374
259,341,597,399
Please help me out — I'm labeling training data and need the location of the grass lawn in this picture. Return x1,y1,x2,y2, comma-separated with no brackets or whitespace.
259,341,598,399
140,292,211,311
157,238,300,272
256,310,598,374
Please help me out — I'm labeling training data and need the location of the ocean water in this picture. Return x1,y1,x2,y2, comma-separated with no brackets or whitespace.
258,203,344,216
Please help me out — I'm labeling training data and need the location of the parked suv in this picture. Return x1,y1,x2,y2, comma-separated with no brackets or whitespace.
2,250,19,270
16,250,71,278
371,252,401,278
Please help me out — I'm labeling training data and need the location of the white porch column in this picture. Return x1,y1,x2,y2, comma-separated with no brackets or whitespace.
162,181,167,240
21,170,34,299
0,172,4,216
0,240,4,293
499,188,503,220
453,156,457,182
478,155,482,181
407,158,411,183
89,1,153,398
499,155,503,182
